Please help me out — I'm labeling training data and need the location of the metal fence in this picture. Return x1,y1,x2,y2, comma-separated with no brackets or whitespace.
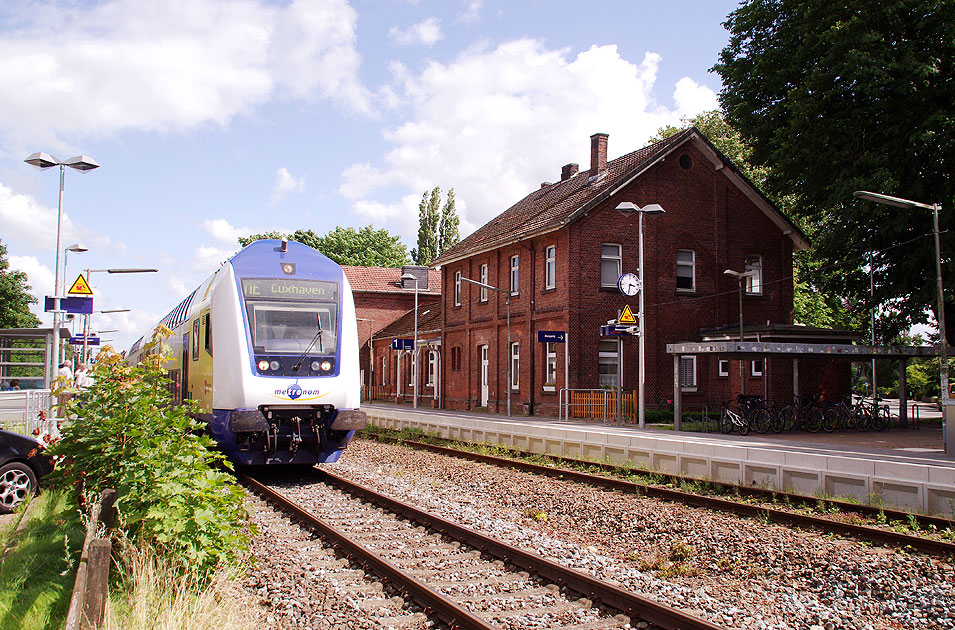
0,389,54,435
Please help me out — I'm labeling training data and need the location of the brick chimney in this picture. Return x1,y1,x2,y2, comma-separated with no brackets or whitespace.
590,133,608,174
561,163,579,181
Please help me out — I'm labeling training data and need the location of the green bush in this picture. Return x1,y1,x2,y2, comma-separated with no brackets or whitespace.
48,341,250,580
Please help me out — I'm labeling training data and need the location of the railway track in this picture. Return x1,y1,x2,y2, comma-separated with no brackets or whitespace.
240,467,725,630
369,434,955,557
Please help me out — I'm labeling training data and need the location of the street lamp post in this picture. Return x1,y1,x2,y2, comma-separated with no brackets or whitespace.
400,273,420,409
82,268,157,362
854,190,951,454
615,202,665,428
723,269,758,396
61,243,88,362
462,276,511,417
25,152,99,376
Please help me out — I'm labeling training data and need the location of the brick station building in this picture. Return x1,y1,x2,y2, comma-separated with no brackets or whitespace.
428,127,823,415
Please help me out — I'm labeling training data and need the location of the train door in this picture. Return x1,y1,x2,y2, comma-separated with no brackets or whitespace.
181,332,190,402
480,345,489,407
191,311,214,411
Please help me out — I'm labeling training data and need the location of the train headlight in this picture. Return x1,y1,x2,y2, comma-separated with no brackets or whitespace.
320,360,332,372
257,360,269,371
269,360,280,371
310,360,322,371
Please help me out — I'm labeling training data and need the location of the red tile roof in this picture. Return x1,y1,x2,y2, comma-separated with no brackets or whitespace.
433,128,807,266
375,302,443,339
342,266,441,294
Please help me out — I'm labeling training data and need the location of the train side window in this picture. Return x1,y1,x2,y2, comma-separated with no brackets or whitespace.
191,319,200,361
204,313,212,355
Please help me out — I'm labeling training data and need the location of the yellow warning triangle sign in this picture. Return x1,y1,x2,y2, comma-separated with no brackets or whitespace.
67,273,94,296
619,304,637,324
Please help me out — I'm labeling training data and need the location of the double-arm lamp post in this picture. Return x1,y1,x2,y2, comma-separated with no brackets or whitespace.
461,276,511,417
854,191,952,455
723,268,759,396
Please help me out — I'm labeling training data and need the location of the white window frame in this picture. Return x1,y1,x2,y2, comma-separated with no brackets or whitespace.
598,340,619,388
454,271,462,306
676,249,695,291
752,358,763,377
409,353,416,387
718,359,729,377
544,342,557,390
510,342,520,390
510,255,519,296
745,255,762,295
601,243,622,287
479,263,488,302
679,355,698,391
382,355,387,384
545,245,556,290
427,350,437,386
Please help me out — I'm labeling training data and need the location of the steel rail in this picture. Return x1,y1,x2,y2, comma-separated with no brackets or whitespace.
383,437,955,557
238,472,497,630
312,467,726,630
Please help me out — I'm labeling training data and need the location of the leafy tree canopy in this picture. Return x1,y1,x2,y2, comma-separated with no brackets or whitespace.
239,226,410,267
412,187,460,264
713,0,955,342
0,240,41,329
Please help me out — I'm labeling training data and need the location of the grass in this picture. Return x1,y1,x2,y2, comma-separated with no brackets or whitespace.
0,491,257,630
0,490,84,630
102,539,253,630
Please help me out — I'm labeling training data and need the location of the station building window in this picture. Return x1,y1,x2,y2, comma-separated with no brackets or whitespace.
601,244,622,287
510,255,519,295
745,255,762,294
676,249,695,291
545,245,556,289
544,342,557,389
598,340,618,388
680,355,697,391
479,263,488,302
510,342,520,389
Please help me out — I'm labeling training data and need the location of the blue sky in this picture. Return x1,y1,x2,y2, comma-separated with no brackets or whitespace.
0,0,740,352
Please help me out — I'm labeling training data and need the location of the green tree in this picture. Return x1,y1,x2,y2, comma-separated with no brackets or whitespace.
412,187,441,264
713,0,955,342
0,240,40,328
439,188,460,255
239,226,410,267
412,186,461,264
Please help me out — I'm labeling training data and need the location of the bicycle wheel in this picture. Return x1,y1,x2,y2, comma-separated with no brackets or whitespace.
770,408,785,433
870,406,889,431
822,408,840,433
719,407,734,434
736,412,750,435
752,408,772,434
854,406,871,431
804,408,823,433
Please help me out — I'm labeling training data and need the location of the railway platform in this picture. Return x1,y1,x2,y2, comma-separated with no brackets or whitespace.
360,403,955,517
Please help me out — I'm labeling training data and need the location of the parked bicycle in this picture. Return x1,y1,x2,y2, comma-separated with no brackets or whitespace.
780,393,824,432
719,400,750,435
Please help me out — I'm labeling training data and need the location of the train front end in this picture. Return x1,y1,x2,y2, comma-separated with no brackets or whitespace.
211,240,366,465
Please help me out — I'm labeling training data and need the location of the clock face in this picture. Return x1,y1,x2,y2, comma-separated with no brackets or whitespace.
617,273,640,296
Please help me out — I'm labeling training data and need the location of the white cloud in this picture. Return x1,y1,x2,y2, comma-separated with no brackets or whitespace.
270,167,306,205
8,255,55,325
457,0,483,24
192,245,235,273
389,17,443,47
0,182,81,251
341,40,718,239
0,0,369,148
202,218,252,245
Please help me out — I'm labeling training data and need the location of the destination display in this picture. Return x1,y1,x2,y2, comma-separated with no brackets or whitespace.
242,278,338,302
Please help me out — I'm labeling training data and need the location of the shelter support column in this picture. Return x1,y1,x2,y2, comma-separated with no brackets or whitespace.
792,358,799,400
673,353,681,431
898,359,908,428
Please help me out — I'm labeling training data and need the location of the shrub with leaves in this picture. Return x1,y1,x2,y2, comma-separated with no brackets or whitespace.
48,341,250,579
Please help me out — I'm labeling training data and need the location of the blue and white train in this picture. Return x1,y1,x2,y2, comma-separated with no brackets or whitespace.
128,239,366,465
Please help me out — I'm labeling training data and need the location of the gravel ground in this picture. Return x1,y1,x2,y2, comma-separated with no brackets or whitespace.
313,439,955,630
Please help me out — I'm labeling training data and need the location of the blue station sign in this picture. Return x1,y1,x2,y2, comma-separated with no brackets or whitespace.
537,330,566,343
69,336,100,345
45,296,93,314
391,338,414,350
600,324,637,336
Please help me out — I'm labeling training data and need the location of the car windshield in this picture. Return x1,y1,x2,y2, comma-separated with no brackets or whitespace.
241,278,339,354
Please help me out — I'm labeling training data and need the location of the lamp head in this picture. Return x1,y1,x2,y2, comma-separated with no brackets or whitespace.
615,201,666,216
63,155,100,172
24,152,59,169
66,243,89,254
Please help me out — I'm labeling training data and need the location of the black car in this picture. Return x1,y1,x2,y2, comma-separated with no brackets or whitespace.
0,428,55,513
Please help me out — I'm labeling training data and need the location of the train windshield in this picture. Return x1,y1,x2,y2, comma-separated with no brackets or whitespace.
241,278,339,354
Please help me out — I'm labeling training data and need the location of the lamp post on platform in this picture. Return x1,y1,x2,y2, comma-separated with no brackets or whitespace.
854,190,950,454
615,202,665,428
